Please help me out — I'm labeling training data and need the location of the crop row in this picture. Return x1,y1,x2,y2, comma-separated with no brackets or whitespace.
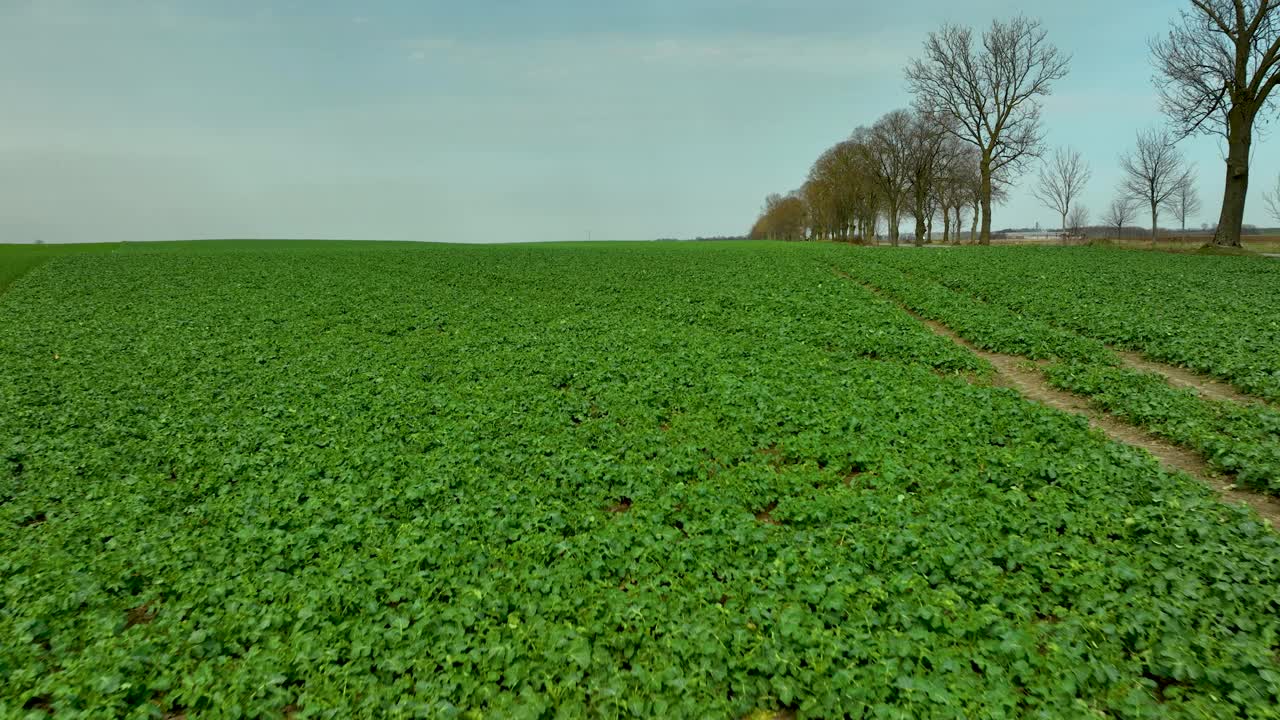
866,247,1280,403
833,252,1280,494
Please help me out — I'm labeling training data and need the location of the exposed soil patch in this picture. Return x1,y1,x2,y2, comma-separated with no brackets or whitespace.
742,710,797,720
754,501,782,525
842,470,876,490
605,497,633,514
126,601,158,629
19,511,47,527
1112,348,1274,407
755,444,782,460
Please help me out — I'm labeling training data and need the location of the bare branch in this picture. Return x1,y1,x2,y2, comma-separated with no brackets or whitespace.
1163,171,1204,234
907,16,1069,243
1102,194,1139,240
1067,204,1090,238
861,110,919,246
1119,128,1192,242
1264,171,1280,223
1031,147,1092,232
1152,1,1280,245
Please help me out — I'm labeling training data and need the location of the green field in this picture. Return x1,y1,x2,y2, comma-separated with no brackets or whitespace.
866,246,1280,401
0,243,120,295
834,248,1280,494
3,241,1280,718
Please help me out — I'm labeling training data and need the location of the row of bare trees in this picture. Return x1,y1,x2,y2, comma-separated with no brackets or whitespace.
1059,0,1280,247
755,2,1280,248
1032,129,1204,244
754,119,1208,246
752,16,1066,245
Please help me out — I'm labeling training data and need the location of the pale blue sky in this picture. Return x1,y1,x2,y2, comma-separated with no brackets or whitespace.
0,0,1271,243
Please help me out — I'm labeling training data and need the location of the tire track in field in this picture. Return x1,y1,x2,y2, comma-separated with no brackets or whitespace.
838,270,1280,528
896,263,1278,408
1109,347,1276,408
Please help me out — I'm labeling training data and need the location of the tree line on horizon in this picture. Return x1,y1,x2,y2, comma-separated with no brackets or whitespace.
750,1,1280,249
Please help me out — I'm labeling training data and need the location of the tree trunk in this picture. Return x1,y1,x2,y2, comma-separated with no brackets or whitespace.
1150,203,1158,246
912,184,927,246
954,206,962,245
942,208,951,245
1061,211,1068,245
888,205,900,246
1214,109,1253,248
970,205,979,245
979,155,994,245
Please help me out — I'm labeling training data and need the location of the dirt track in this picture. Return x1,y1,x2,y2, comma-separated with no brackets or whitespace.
917,317,1280,527
839,270,1280,528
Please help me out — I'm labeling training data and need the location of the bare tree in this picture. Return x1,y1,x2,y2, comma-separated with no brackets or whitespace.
1067,204,1090,240
802,140,871,241
960,152,1009,244
1032,147,1092,238
952,150,981,243
906,116,949,247
750,192,809,241
1102,195,1138,241
1152,1,1280,247
952,203,968,244
1164,173,1203,239
933,137,970,244
800,178,832,240
835,139,878,242
816,134,882,244
1264,172,1280,224
859,111,916,246
907,16,1070,244
1119,128,1191,243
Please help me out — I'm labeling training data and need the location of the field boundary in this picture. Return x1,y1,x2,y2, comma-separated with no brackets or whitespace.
838,270,1280,527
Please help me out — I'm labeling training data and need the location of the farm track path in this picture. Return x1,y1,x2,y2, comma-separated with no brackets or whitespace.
1110,348,1276,408
839,271,1280,528
901,265,1277,408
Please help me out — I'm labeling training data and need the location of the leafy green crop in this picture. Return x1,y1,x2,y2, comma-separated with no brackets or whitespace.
1045,361,1280,493
0,243,120,296
835,251,1280,493
865,246,1280,403
2,241,1278,719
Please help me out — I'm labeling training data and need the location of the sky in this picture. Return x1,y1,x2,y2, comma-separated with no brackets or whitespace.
0,0,1273,243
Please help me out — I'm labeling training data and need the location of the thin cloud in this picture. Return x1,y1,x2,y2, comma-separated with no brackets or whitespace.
404,30,916,79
